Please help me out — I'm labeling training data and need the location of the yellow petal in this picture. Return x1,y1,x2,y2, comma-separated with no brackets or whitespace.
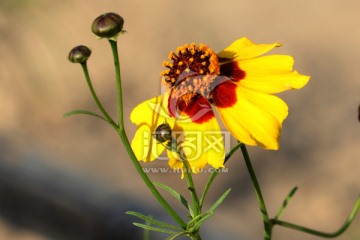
131,124,165,162
215,86,288,150
130,93,172,125
217,37,281,61
166,150,184,178
175,117,225,171
241,55,294,72
167,101,225,175
167,150,183,170
238,55,310,93
130,93,174,162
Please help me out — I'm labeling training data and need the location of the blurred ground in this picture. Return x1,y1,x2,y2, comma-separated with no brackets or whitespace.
0,0,360,239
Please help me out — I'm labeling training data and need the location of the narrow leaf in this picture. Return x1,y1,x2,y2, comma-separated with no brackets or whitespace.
166,231,187,240
208,188,231,213
188,211,214,232
187,212,209,227
200,142,242,208
274,186,298,220
133,222,179,235
63,109,109,122
126,211,183,231
187,211,213,230
154,182,194,217
272,195,360,238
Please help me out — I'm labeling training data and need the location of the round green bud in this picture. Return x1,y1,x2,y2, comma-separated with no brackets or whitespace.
153,123,172,143
68,45,91,64
91,12,124,38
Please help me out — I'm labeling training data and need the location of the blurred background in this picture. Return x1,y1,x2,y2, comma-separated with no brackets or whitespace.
0,0,360,239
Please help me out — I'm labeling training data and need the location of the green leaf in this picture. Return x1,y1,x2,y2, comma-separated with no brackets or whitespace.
208,188,231,213
200,142,242,208
154,182,194,217
63,109,109,122
274,186,298,220
187,211,213,230
133,222,180,235
165,231,187,240
272,195,360,238
126,211,183,231
187,211,214,232
187,212,207,227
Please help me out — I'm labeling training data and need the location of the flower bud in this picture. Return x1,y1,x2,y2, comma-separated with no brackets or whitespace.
153,123,172,143
68,45,91,64
91,12,124,39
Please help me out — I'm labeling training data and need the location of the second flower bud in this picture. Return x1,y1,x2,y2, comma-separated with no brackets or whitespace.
91,12,124,39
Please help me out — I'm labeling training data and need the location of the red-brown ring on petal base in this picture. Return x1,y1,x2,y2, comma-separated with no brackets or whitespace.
211,81,237,108
220,61,246,82
171,95,214,124
182,95,215,124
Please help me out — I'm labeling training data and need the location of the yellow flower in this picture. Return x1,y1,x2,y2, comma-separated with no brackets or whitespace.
131,37,310,175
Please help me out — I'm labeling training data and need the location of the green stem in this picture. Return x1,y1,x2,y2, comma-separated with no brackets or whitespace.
188,233,202,240
80,63,118,128
178,150,201,218
144,216,151,240
108,39,186,228
199,142,243,209
240,144,272,240
272,196,360,238
109,40,124,127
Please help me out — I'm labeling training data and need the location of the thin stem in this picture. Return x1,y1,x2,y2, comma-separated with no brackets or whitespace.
188,233,202,240
178,150,201,218
240,144,272,240
199,142,243,208
80,63,118,128
272,196,360,238
143,215,151,240
109,40,124,128
108,39,186,228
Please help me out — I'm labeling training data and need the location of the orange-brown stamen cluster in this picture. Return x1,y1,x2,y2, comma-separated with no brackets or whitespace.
161,43,220,89
161,43,222,111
